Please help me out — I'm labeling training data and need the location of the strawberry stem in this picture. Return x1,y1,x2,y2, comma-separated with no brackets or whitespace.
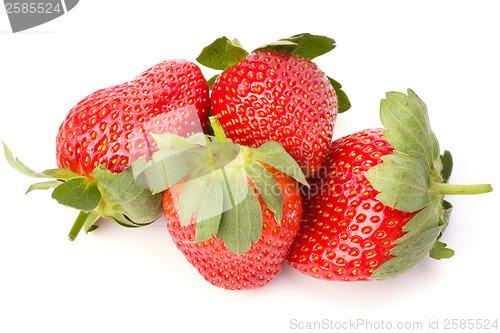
68,210,99,240
68,211,90,241
435,183,493,196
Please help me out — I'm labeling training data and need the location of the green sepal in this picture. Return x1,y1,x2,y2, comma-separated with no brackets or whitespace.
369,89,445,279
252,40,297,55
26,180,63,194
198,33,337,70
195,215,223,244
91,165,163,227
440,150,453,183
207,74,219,90
3,141,53,179
196,36,249,71
380,89,440,167
368,89,491,279
174,152,263,253
430,241,455,260
133,134,212,194
244,158,284,225
424,199,454,260
42,168,82,180
220,157,251,212
217,182,263,255
371,202,442,280
366,151,432,213
51,177,102,212
439,199,453,235
178,169,224,229
247,141,308,187
253,33,336,60
4,141,163,238
3,142,82,180
328,77,351,114
141,120,307,254
83,211,100,234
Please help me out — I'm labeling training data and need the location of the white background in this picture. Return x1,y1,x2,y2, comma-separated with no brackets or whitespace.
1,1,499,332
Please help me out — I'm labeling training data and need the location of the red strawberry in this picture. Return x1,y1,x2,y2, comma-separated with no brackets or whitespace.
288,89,492,281
3,60,210,240
288,128,414,280
197,34,350,178
56,59,210,178
140,117,307,290
163,164,301,290
211,50,337,178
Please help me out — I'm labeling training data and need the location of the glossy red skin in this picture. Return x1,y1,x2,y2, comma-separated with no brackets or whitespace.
210,51,338,178
287,128,416,281
56,60,210,178
162,167,302,290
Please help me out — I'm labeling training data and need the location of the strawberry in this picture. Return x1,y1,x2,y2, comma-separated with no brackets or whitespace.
288,128,414,280
197,33,351,178
287,89,493,281
163,164,301,290
56,59,210,178
139,117,307,290
3,60,210,240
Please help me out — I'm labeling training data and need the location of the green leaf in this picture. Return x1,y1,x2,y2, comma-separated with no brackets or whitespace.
328,77,352,113
185,132,210,146
220,159,251,211
371,202,442,280
178,169,224,227
435,199,453,248
86,225,98,233
252,40,298,55
430,241,455,260
83,211,100,234
26,180,63,194
245,158,284,224
2,141,51,178
217,182,262,254
197,36,249,70
440,150,453,183
135,134,211,193
439,199,453,234
207,74,219,90
397,200,440,243
285,33,336,59
380,89,440,167
248,142,308,187
51,177,102,212
92,165,163,226
253,33,336,60
180,170,225,243
195,216,222,243
366,151,433,213
42,168,81,180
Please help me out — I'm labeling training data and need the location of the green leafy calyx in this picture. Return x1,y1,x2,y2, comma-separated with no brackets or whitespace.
197,33,351,113
2,142,162,240
328,77,351,114
135,117,307,254
367,89,492,280
252,33,336,59
196,36,249,71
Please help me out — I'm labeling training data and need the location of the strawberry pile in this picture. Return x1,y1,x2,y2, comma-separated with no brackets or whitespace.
3,33,492,290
